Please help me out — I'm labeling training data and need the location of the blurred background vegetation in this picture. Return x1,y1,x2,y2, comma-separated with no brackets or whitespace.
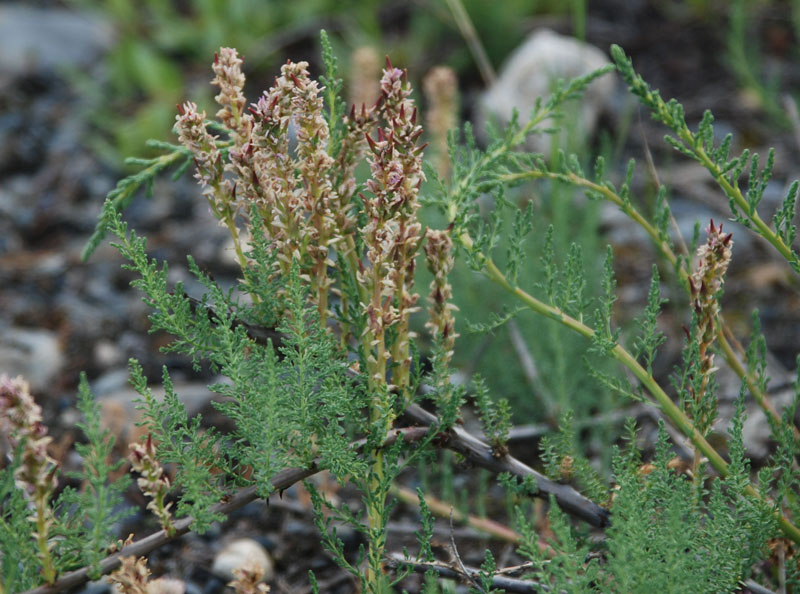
64,0,579,163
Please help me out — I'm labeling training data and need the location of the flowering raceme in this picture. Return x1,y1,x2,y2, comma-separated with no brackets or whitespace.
172,47,462,589
0,374,58,582
129,434,174,535
174,50,431,404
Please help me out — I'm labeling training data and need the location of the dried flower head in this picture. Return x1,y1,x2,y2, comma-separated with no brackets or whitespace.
212,47,248,133
108,556,151,594
0,374,58,580
246,59,343,314
690,219,733,376
424,228,458,361
349,46,381,108
129,434,174,534
175,101,224,205
423,66,458,179
0,374,45,435
358,58,426,393
229,564,271,594
684,219,733,437
0,374,57,494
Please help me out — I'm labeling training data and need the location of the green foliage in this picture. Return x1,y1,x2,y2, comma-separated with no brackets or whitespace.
746,311,769,395
319,30,346,165
631,266,668,376
0,377,135,589
82,141,193,260
449,182,615,426
130,362,226,532
415,487,436,563
505,201,534,287
590,245,620,354
515,496,599,592
0,452,41,591
434,33,800,590
611,44,800,271
773,180,799,248
51,375,132,577
513,417,775,593
605,421,774,594
9,29,800,594
429,66,614,229
426,341,464,431
472,376,511,455
463,305,525,335
475,549,498,593
540,411,608,503
111,215,366,529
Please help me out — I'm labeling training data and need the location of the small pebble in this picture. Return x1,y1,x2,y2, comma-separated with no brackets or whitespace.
0,327,63,393
212,538,274,583
147,578,186,594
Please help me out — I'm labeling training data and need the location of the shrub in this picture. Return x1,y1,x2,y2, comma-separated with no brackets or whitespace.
3,30,800,594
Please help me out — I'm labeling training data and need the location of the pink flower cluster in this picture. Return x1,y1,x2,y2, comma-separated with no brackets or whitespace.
424,228,458,362
174,48,443,401
690,219,733,379
0,374,58,580
129,434,174,534
359,59,426,389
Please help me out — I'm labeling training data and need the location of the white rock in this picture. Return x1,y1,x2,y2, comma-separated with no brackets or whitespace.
94,338,123,368
479,29,616,155
212,538,274,583
0,327,63,393
147,578,186,594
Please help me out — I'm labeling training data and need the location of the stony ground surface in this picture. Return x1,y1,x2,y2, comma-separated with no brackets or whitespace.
2,1,800,592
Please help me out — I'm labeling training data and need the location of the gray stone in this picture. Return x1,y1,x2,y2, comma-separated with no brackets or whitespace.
479,29,616,155
0,5,113,76
0,327,63,393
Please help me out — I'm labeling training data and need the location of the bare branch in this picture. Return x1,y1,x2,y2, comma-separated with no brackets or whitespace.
386,552,548,593
21,407,607,594
403,403,610,527
22,465,317,594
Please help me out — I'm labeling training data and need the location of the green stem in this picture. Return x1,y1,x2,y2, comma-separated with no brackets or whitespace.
456,230,800,544
153,487,175,537
366,457,389,592
448,99,574,216
362,236,394,591
35,495,55,583
444,0,496,86
683,138,798,269
615,45,797,268
502,170,675,267
501,168,793,433
206,183,260,305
